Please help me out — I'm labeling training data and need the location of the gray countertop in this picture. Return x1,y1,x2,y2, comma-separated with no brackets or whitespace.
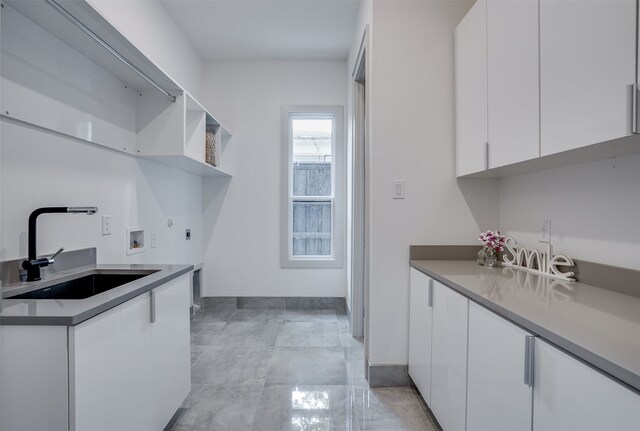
1,263,193,326
410,260,640,393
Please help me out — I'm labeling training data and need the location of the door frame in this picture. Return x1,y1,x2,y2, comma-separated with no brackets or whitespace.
350,26,370,341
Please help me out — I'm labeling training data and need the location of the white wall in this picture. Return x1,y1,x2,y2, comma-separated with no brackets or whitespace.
358,0,639,370
499,154,640,271
364,0,499,367
0,1,205,267
0,122,203,266
89,0,204,99
201,60,348,298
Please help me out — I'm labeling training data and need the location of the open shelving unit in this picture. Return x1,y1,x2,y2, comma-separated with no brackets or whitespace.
137,91,232,177
1,0,233,178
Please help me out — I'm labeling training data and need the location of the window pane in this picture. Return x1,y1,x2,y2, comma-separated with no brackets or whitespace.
292,118,332,197
292,200,331,256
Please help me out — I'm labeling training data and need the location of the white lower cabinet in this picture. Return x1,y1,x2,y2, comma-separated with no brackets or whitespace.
150,277,192,430
0,326,69,431
71,290,153,431
0,274,194,431
408,268,640,431
533,339,640,431
467,302,533,431
408,268,434,404
431,281,469,431
70,274,191,431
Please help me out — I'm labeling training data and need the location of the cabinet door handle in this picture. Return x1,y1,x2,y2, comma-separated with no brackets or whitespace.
627,83,638,135
150,289,156,323
524,335,535,387
484,142,489,170
428,278,434,307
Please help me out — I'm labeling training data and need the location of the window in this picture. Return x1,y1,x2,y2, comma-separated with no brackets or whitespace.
281,106,344,268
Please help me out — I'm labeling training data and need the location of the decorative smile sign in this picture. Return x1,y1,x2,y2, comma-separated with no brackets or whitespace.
502,237,576,282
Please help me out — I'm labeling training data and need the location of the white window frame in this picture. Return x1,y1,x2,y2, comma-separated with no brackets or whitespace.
281,105,345,268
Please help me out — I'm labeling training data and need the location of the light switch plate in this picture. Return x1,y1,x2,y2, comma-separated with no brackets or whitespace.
102,215,112,236
539,218,551,243
151,233,157,248
392,180,405,199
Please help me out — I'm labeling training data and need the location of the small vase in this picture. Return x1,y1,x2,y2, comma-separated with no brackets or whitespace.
477,247,497,267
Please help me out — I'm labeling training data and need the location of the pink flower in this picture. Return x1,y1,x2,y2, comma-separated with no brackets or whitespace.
479,229,505,253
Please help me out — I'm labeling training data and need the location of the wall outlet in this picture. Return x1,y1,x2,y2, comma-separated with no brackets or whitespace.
151,233,157,248
102,215,112,236
392,180,405,199
539,219,551,243
185,229,191,241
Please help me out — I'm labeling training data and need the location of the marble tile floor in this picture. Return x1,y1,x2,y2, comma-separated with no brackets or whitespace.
166,308,439,431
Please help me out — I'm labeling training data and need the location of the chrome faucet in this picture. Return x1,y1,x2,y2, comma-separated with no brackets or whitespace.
22,207,98,281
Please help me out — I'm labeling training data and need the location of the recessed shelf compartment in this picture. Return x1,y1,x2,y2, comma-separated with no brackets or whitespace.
1,0,233,178
185,106,207,164
126,227,145,255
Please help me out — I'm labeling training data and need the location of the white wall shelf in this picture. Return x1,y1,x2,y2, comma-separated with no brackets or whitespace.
137,91,234,176
1,0,233,178
4,0,182,102
141,155,231,177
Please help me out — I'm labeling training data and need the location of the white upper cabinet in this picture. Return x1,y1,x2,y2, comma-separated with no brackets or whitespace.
533,339,640,431
540,0,637,156
455,0,539,175
467,302,533,431
456,0,640,177
408,269,434,405
455,0,488,177
487,0,540,168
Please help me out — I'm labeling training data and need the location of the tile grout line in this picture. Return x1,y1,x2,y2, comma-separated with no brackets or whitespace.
248,374,268,431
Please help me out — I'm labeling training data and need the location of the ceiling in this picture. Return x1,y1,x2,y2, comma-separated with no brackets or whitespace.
161,0,361,61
